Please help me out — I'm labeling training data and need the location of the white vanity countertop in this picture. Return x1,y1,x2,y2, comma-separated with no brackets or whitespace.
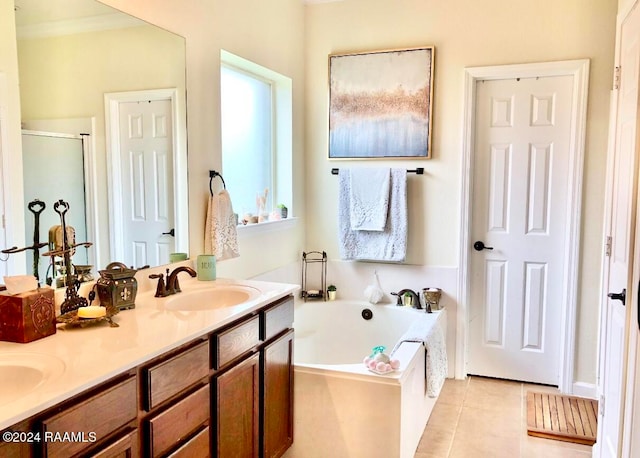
0,276,299,430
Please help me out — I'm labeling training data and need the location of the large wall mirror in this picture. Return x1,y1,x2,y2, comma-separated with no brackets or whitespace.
14,0,188,285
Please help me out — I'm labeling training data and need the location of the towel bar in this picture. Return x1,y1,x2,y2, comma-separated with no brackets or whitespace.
331,167,424,175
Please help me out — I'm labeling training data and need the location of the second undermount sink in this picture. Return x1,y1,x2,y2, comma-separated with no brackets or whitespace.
0,353,66,407
163,285,261,311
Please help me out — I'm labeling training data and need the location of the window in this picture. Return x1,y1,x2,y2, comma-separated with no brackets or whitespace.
220,50,292,224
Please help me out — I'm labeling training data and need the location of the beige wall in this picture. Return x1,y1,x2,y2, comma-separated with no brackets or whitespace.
304,0,616,385
17,25,186,267
59,0,306,279
0,0,617,385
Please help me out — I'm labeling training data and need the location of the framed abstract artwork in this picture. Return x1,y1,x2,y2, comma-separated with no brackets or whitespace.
328,46,435,159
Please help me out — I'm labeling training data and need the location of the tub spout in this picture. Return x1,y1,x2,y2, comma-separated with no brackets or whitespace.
391,289,422,309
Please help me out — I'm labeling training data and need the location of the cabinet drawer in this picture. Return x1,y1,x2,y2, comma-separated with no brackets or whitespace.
214,315,260,369
89,429,138,458
168,426,209,458
143,340,209,410
262,296,294,341
148,385,209,457
42,376,137,457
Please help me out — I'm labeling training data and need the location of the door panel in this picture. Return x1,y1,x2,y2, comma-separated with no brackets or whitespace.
598,4,640,456
469,75,573,385
118,99,174,268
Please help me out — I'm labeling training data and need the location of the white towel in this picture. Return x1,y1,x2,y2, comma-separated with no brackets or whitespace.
350,167,390,231
391,319,448,398
338,168,407,262
204,190,239,261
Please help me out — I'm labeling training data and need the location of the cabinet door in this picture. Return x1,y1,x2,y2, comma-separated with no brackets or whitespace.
214,353,260,457
263,329,294,458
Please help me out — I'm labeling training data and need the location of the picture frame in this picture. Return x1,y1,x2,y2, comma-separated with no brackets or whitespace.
328,46,435,159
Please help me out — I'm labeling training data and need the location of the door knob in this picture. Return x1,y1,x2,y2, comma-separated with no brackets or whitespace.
473,241,494,251
608,288,626,306
162,228,175,237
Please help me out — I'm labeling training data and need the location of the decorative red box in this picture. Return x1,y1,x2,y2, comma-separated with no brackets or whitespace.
0,288,56,343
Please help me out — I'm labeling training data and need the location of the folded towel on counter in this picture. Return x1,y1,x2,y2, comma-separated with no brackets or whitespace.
204,189,239,261
338,168,407,262
391,319,448,398
349,167,390,231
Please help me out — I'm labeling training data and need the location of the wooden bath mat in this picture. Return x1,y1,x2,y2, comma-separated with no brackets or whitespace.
526,391,598,445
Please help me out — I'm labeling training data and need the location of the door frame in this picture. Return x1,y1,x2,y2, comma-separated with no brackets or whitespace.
104,88,189,264
458,60,590,393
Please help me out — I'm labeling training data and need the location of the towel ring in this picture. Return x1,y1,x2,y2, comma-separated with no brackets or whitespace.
209,170,226,195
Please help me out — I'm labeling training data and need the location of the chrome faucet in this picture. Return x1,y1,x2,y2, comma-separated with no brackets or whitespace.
391,289,422,309
166,266,197,295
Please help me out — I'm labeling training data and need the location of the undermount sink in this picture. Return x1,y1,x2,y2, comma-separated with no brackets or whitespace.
0,353,66,406
163,285,261,311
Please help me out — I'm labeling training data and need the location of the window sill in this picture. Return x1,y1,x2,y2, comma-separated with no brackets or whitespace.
236,216,298,237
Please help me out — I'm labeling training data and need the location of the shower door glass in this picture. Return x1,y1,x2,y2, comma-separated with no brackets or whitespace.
22,131,88,284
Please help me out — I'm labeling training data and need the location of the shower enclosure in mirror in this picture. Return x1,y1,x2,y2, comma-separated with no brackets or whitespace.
12,0,188,277
21,129,89,284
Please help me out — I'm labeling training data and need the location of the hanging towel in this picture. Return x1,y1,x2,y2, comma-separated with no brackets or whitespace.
338,168,407,262
349,167,390,231
391,318,448,398
204,189,239,261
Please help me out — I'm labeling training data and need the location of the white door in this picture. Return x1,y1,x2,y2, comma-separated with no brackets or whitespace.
597,4,640,456
468,75,574,385
118,99,175,268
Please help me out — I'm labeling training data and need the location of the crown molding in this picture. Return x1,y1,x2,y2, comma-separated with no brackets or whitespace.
16,12,145,40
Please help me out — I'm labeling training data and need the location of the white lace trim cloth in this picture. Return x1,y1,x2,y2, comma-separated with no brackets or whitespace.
391,320,448,398
204,190,239,261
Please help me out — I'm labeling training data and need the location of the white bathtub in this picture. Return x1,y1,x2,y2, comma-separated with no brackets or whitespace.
284,301,447,458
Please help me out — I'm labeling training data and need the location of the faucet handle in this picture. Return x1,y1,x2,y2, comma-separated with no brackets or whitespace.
149,273,167,297
390,292,402,306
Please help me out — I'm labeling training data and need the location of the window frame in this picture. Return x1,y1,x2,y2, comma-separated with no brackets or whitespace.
220,50,293,226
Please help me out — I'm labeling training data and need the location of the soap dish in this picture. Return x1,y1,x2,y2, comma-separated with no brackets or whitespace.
56,305,120,328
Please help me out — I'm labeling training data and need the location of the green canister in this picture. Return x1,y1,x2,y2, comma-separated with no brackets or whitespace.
197,255,216,281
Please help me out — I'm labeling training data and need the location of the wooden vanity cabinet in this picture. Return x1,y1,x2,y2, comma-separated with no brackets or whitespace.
2,294,294,458
211,295,294,458
213,353,260,457
40,373,138,458
263,329,294,458
139,338,210,457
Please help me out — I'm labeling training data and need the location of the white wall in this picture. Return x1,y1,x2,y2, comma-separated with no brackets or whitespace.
78,0,307,279
304,0,617,385
0,0,617,386
0,0,26,274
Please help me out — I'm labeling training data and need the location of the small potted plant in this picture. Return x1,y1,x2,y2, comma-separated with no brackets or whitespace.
327,284,337,301
277,204,288,219
402,291,413,307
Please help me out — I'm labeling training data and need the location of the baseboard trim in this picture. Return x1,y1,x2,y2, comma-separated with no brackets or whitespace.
572,381,597,399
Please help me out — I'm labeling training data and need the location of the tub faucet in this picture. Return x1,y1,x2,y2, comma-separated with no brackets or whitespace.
392,289,422,309
166,266,197,295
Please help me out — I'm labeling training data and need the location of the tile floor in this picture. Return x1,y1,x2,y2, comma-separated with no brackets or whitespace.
415,376,594,458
